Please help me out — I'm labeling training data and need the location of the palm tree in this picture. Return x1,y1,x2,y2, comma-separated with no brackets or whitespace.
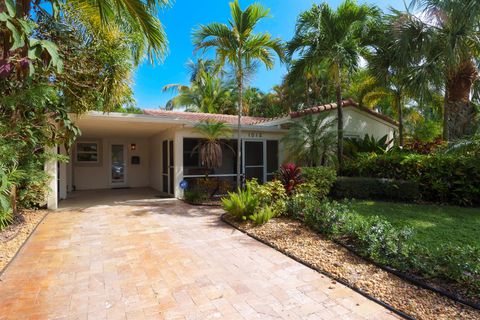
287,0,379,169
282,114,337,167
1,0,170,77
163,70,232,113
193,120,233,176
186,58,222,83
193,0,285,187
394,0,480,140
363,19,413,146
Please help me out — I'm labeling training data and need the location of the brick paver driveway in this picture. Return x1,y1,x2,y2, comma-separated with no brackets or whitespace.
0,192,398,319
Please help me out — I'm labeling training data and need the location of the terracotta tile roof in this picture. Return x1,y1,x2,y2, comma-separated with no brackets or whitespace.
143,98,398,127
290,98,399,126
142,109,266,125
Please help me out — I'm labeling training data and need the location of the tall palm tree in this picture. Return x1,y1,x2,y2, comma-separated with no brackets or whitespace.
394,0,480,140
163,70,232,113
363,19,413,146
282,114,337,167
193,0,285,187
287,0,379,169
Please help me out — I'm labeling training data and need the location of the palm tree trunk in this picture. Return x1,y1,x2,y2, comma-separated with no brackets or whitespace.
236,56,243,188
395,92,404,146
443,84,449,141
444,61,478,140
335,81,344,171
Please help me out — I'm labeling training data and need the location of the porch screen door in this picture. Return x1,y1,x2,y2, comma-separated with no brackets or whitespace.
162,140,174,194
243,141,265,183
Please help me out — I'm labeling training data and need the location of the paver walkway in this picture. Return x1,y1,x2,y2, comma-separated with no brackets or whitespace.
0,196,399,319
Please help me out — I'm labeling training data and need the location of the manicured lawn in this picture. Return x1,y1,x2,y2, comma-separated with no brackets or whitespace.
349,200,480,249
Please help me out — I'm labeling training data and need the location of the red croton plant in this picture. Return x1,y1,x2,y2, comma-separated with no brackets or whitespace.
276,163,304,195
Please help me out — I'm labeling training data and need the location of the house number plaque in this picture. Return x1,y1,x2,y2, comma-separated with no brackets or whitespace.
247,132,262,138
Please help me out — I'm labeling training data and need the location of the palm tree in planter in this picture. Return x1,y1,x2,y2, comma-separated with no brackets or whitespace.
281,113,337,167
192,120,233,198
193,0,285,188
287,0,380,169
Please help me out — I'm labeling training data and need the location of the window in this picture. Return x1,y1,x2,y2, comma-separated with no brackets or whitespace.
183,138,237,176
76,142,99,163
183,138,200,167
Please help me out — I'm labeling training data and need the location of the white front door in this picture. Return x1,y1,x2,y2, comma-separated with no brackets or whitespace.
111,144,127,187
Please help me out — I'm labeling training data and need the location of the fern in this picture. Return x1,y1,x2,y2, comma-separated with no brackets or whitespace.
249,206,276,225
221,186,259,220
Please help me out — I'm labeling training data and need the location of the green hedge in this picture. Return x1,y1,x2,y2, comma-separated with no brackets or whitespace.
301,167,337,199
342,153,480,206
332,177,420,201
295,196,480,295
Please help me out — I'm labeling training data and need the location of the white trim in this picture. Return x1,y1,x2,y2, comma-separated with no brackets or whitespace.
183,174,237,178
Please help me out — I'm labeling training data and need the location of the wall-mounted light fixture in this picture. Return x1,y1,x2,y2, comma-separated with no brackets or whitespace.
130,143,137,151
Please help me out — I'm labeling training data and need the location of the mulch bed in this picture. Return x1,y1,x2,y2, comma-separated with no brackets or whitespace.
0,209,48,272
223,215,480,320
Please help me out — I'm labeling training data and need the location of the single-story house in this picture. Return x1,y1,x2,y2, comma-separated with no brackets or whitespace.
45,99,398,209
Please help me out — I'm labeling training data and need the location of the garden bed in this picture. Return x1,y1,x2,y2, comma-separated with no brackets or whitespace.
223,214,480,320
0,210,48,273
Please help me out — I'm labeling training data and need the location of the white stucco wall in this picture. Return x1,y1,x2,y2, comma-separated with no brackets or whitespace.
343,107,397,141
72,137,150,190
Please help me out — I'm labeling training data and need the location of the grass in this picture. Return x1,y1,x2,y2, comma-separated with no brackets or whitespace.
349,200,480,249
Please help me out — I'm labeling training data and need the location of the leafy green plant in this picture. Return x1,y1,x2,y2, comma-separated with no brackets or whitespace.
343,134,390,159
301,167,337,199
440,135,480,156
332,177,420,202
296,198,480,291
342,152,480,206
276,163,304,195
249,206,276,226
221,185,260,220
282,114,337,166
247,179,287,216
184,189,208,205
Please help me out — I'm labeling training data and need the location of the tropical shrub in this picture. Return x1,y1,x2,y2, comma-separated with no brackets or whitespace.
286,188,321,219
281,114,337,166
332,177,420,202
247,179,287,216
404,137,444,154
276,163,304,195
301,167,337,199
342,152,480,206
439,135,480,157
296,199,479,289
249,206,276,225
343,134,390,158
221,184,260,220
184,189,208,205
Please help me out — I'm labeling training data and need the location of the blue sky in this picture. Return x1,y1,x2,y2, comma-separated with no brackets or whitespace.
133,0,406,109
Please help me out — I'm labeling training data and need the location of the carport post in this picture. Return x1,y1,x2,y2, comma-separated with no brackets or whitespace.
45,145,58,210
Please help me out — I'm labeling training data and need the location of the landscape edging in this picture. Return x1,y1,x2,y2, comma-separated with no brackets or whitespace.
331,238,480,310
